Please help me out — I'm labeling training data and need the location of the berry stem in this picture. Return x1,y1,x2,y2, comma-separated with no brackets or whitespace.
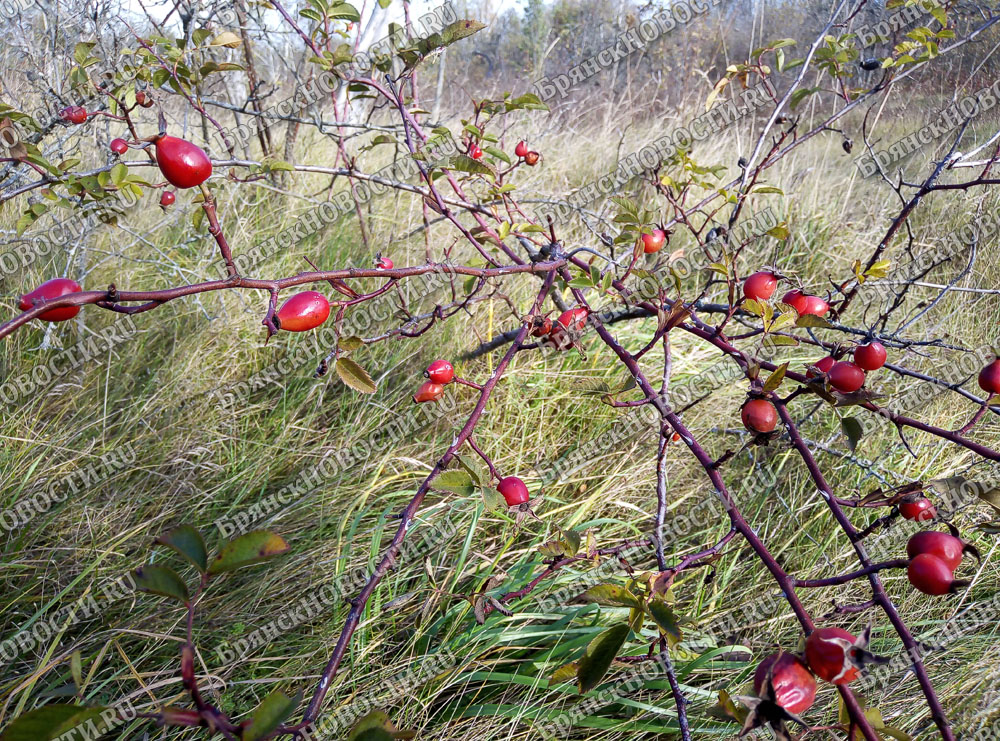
792,559,909,587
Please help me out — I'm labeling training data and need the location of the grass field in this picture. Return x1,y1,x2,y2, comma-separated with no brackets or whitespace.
2,94,1000,740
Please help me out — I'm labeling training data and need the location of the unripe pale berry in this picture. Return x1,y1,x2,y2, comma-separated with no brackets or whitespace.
899,497,936,522
498,476,530,506
907,531,963,570
753,653,817,715
741,399,778,433
276,291,330,332
907,553,955,595
743,271,778,302
978,358,1000,394
805,627,859,685
413,381,444,403
425,359,454,384
828,361,865,393
19,278,82,322
854,342,887,371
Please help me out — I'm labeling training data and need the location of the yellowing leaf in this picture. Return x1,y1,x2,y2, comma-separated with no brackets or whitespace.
210,31,242,47
336,357,377,393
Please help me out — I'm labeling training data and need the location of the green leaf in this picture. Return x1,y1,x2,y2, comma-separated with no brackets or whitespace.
339,335,364,351
329,2,361,21
208,531,290,574
73,41,97,66
335,357,377,393
795,314,831,328
155,525,208,572
648,599,682,643
582,584,641,608
841,416,863,453
577,623,630,692
548,661,579,685
133,565,190,603
448,154,493,176
0,705,106,741
762,362,788,393
437,19,486,46
242,690,300,741
434,470,476,497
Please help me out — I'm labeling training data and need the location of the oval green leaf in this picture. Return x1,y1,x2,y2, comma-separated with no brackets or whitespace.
133,565,190,603
208,531,290,574
155,525,208,572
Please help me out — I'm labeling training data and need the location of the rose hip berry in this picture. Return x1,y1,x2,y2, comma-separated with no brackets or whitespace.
376,256,393,270
828,361,865,393
159,191,176,207
908,553,957,595
514,140,528,158
907,531,964,570
782,290,829,317
741,399,778,434
135,91,153,107
854,341,887,371
530,316,552,337
425,360,454,385
469,143,483,159
978,358,1000,394
743,271,778,302
275,291,330,332
807,356,836,378
413,381,444,403
154,135,213,189
110,138,129,155
498,476,530,506
60,106,88,125
804,627,860,685
524,151,540,166
753,652,817,715
899,497,936,522
19,278,82,322
640,229,667,254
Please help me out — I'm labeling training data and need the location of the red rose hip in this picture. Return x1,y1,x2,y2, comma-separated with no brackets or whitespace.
805,627,860,685
640,229,666,254
498,476,530,506
110,138,129,155
978,358,1000,394
899,497,936,522
743,271,778,302
828,361,865,393
514,140,528,158
753,652,817,715
807,356,835,378
376,256,393,270
469,143,483,159
854,342,887,371
276,291,330,332
413,381,444,403
907,553,956,595
802,295,829,316
741,399,778,434
59,106,87,124
425,360,454,385
907,531,963,570
159,191,176,206
154,135,213,189
19,278,82,322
